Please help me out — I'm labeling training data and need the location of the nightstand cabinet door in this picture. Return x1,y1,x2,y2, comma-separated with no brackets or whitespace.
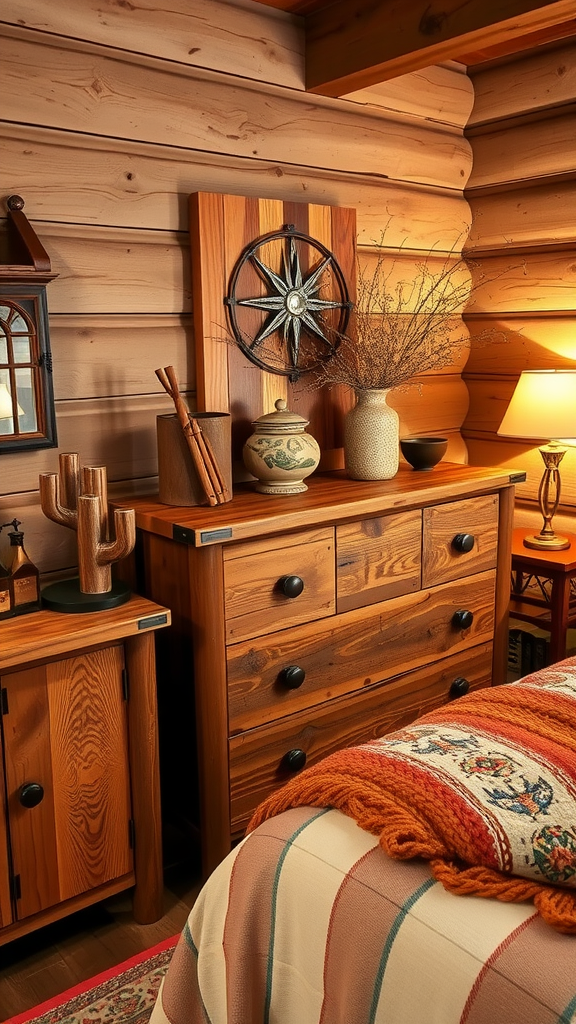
2,645,133,921
0,757,12,928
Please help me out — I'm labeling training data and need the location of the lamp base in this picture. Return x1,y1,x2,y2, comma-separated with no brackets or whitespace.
523,533,571,551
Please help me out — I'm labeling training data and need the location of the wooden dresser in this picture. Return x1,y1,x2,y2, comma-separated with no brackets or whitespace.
116,465,517,877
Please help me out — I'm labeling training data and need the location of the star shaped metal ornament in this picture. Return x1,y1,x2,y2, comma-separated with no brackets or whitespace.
225,226,352,380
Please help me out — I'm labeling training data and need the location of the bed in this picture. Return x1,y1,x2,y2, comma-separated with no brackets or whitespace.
150,659,576,1024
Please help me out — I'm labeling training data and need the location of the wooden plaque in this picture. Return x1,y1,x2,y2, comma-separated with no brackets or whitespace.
189,192,357,471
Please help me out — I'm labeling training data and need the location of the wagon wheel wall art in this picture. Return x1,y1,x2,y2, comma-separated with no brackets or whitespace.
225,226,352,381
189,193,357,472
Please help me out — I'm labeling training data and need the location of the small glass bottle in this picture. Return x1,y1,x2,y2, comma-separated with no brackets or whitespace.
0,527,12,619
7,520,41,615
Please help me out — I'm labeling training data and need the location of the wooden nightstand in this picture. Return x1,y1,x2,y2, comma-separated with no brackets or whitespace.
510,528,576,664
0,595,170,945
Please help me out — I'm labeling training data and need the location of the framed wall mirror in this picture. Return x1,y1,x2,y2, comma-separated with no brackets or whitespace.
0,195,57,453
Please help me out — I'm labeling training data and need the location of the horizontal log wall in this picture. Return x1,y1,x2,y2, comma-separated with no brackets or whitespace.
462,37,576,531
0,0,474,574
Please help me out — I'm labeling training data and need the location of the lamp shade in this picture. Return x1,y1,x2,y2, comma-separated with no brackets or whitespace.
498,369,576,441
0,382,14,419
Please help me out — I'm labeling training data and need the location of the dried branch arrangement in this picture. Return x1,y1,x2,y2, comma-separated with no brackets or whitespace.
304,240,502,393
155,366,232,506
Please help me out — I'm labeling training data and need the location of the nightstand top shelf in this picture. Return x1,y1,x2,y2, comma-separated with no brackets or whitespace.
0,593,171,672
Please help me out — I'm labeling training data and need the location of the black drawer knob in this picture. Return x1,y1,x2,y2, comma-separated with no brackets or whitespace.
279,665,306,689
282,748,307,772
278,575,304,598
19,782,44,808
452,533,475,554
452,608,474,630
449,676,470,699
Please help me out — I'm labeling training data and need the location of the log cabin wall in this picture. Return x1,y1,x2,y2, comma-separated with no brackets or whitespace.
462,38,576,536
0,0,474,577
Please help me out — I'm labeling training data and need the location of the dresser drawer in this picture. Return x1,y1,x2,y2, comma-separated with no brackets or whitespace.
227,569,496,732
422,494,499,588
336,509,422,613
229,642,493,834
223,526,335,643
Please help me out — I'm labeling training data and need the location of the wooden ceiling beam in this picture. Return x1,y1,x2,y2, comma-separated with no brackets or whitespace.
304,0,576,95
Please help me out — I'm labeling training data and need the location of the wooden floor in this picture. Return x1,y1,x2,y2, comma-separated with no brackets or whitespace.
0,851,202,1021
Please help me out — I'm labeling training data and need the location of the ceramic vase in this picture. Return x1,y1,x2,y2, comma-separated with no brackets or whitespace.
344,388,399,480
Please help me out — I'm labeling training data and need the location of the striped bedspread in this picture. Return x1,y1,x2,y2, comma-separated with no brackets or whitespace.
150,806,576,1024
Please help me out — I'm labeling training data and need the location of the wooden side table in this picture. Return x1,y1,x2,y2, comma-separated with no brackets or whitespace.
510,527,576,664
0,595,170,944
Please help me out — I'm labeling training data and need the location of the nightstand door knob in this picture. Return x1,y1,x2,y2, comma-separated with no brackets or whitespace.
452,608,474,629
449,676,470,699
452,533,475,553
283,748,307,771
279,665,306,689
19,782,44,808
278,575,305,598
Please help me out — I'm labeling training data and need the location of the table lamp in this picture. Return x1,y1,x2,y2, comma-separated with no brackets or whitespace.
498,369,576,551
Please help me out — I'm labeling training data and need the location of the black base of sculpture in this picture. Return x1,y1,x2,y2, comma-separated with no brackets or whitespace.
41,578,131,613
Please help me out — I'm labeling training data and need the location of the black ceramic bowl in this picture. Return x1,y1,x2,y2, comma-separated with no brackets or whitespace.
400,436,448,471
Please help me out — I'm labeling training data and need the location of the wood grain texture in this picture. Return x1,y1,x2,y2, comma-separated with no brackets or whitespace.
336,509,422,612
4,393,175,500
227,569,497,733
115,466,516,546
344,62,474,129
463,38,576,521
47,647,133,903
305,0,576,95
468,38,576,127
127,465,516,871
467,180,576,248
422,493,499,586
2,665,60,919
229,642,494,831
0,757,12,929
1,29,472,190
16,224,191,316
465,251,576,312
1,0,305,90
0,123,471,248
466,108,576,187
124,631,163,922
0,594,171,672
190,192,358,463
0,597,168,943
49,315,193,400
223,527,335,642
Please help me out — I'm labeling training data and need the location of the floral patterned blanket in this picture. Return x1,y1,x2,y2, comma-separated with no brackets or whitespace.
250,657,576,932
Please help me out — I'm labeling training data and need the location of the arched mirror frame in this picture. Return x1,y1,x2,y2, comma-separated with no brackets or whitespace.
0,195,58,454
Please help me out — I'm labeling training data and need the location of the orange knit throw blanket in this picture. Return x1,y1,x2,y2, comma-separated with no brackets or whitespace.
249,668,576,933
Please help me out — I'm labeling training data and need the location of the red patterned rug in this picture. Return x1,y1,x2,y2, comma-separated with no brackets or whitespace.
4,934,179,1024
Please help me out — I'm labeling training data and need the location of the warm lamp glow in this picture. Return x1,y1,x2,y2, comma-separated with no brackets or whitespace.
498,369,576,550
0,382,14,420
0,382,24,423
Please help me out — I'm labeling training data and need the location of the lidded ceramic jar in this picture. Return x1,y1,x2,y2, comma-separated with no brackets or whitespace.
242,398,320,495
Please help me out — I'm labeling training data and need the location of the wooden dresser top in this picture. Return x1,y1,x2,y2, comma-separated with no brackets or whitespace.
114,465,518,547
